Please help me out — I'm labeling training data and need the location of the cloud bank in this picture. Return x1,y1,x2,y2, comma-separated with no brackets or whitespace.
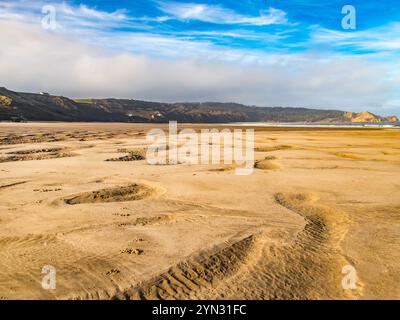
0,1,399,116
1,20,397,116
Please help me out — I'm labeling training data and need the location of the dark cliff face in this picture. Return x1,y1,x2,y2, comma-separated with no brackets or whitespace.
0,87,397,123
0,87,125,122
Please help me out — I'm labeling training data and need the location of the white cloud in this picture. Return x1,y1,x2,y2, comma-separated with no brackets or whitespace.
0,20,398,116
0,1,296,62
157,1,288,26
66,4,128,21
310,23,400,52
0,0,137,30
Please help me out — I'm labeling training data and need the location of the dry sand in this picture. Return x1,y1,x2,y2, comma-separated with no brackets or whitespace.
0,122,399,300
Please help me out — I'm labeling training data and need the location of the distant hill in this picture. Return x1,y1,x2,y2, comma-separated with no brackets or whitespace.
0,87,398,123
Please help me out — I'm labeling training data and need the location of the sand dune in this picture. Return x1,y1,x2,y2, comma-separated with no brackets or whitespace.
63,183,158,205
254,160,282,170
113,233,261,300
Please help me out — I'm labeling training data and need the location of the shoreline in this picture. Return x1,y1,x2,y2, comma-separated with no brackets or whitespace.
0,121,398,130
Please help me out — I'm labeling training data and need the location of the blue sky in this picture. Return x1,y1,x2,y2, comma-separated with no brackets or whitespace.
0,0,399,115
30,0,399,56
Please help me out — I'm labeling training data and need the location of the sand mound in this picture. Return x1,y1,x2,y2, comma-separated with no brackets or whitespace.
64,184,157,205
106,149,146,162
208,164,239,172
0,146,74,163
0,152,74,163
118,214,176,227
269,192,361,299
112,234,261,300
6,147,64,155
106,153,145,162
133,214,175,226
254,160,282,170
120,248,144,256
274,192,317,206
0,133,63,145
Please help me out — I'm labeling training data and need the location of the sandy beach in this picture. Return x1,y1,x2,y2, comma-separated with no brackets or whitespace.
0,122,399,300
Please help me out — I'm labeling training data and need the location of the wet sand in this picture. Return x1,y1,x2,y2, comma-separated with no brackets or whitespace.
0,122,399,299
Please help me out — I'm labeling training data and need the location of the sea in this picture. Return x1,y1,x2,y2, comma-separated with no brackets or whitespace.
227,122,400,128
